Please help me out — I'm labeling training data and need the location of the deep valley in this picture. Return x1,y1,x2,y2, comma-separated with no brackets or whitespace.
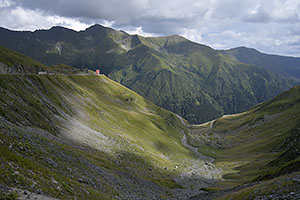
0,26,300,200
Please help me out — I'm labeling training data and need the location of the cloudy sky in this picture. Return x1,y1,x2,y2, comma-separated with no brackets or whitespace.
1,0,300,56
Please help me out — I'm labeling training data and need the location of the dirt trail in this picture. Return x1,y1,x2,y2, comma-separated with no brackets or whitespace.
210,119,217,128
174,115,222,199
176,114,214,162
181,133,214,162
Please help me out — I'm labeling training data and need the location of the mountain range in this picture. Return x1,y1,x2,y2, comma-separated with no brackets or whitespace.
0,25,299,123
0,46,300,199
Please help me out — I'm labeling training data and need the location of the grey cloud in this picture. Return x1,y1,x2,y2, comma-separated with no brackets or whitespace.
242,4,271,23
2,0,300,56
13,0,209,30
15,0,147,23
11,0,300,32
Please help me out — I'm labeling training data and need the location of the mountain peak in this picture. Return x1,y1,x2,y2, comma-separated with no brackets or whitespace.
33,26,76,35
85,24,106,30
83,24,116,36
169,34,186,39
233,46,260,53
50,26,67,30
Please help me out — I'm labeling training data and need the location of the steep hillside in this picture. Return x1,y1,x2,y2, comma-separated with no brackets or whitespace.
0,25,297,124
0,45,50,73
187,86,300,199
0,72,224,199
224,47,300,80
109,37,296,124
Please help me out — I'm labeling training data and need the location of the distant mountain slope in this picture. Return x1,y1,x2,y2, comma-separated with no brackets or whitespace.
0,25,133,72
0,45,49,73
108,36,297,123
0,45,84,74
224,47,300,80
0,25,298,123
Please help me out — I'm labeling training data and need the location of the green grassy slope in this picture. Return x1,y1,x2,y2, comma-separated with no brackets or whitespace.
190,171,300,200
0,72,222,199
0,25,297,124
187,86,300,190
0,45,84,74
0,45,50,73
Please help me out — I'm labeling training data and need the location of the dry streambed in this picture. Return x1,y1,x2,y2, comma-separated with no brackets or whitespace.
174,115,223,198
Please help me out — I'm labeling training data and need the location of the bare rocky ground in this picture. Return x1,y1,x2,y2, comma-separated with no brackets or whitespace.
0,183,60,200
172,115,223,199
14,188,59,200
0,102,223,200
0,120,168,200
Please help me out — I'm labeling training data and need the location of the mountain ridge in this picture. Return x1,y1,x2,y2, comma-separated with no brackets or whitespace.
0,25,298,123
223,46,300,80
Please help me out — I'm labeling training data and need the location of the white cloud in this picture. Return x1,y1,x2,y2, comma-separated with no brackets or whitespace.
242,1,300,23
125,26,157,37
101,20,115,28
180,28,203,44
0,0,13,8
47,15,90,31
0,6,90,31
